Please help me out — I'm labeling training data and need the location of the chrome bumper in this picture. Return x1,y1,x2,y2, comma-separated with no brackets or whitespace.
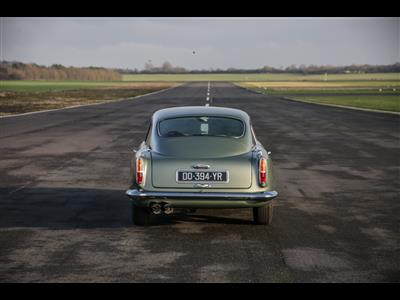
126,189,278,200
125,189,278,208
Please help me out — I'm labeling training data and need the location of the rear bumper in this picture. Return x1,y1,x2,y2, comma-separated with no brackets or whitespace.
125,189,278,208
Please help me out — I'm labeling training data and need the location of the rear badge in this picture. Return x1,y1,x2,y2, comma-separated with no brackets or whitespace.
194,183,211,188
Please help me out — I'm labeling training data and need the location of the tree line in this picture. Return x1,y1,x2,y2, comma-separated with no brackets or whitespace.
0,61,122,81
1,61,399,80
115,62,400,75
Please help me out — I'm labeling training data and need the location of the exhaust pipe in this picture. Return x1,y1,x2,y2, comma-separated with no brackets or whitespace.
149,202,174,215
163,204,174,215
150,203,162,215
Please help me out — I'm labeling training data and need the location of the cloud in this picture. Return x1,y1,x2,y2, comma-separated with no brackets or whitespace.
2,17,398,69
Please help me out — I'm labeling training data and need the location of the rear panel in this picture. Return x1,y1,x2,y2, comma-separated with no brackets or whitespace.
151,152,253,189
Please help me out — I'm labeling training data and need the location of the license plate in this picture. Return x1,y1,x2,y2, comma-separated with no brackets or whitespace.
176,170,228,183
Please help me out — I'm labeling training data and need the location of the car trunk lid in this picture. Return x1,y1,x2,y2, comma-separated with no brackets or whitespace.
151,151,253,189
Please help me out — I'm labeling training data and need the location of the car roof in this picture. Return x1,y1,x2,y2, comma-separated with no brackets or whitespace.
152,106,250,123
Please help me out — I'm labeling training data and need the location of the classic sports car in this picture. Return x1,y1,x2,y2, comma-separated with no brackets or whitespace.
126,106,278,225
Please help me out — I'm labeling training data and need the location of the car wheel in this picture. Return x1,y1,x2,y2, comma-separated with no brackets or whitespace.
132,203,151,226
253,203,273,225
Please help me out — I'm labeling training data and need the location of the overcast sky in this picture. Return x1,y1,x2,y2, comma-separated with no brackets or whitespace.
1,17,399,70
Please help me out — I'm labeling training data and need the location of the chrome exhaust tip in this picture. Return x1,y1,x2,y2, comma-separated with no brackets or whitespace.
150,203,162,215
163,205,174,215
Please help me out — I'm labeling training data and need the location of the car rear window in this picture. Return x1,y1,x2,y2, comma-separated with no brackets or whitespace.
158,116,245,138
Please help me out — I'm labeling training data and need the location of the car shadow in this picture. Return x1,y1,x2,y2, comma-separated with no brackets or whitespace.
0,187,255,229
151,213,255,226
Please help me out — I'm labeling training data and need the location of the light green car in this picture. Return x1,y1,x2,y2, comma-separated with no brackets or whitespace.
126,106,278,225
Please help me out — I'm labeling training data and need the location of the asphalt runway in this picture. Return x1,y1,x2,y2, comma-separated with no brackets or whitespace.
0,82,399,282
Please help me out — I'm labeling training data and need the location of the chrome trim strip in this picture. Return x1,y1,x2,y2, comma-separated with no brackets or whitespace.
126,189,278,200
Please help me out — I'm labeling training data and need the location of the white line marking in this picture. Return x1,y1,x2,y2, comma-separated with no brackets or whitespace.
8,184,28,195
206,81,211,106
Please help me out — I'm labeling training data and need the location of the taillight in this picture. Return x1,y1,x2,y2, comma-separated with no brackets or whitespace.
259,157,267,187
136,157,144,185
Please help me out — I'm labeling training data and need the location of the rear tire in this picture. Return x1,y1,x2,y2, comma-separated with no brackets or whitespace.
253,203,273,225
132,203,151,226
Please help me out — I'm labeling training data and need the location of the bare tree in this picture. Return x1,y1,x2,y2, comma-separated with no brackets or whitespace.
161,61,173,73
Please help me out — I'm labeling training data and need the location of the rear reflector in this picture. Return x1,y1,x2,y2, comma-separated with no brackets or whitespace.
136,157,144,185
259,157,267,187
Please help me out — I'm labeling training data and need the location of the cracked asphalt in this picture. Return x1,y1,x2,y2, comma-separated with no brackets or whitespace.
0,82,399,282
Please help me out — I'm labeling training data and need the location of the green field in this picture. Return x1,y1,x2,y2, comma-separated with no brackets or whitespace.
247,89,399,95
122,73,400,82
0,82,177,116
1,73,399,92
284,96,400,112
240,80,400,89
1,73,399,115
238,82,400,113
0,80,180,93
